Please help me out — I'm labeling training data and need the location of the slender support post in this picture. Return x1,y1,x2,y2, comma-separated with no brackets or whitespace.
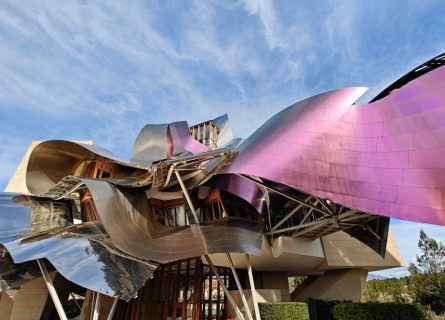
175,170,246,319
245,254,261,320
107,298,119,320
226,253,254,320
204,255,245,320
37,259,68,320
175,170,200,224
92,292,101,320
69,292,82,312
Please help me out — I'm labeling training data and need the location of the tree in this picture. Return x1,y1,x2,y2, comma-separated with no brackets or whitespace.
411,272,445,314
412,229,445,274
409,229,445,314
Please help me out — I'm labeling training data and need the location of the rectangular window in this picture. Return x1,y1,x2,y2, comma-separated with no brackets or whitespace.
82,159,118,179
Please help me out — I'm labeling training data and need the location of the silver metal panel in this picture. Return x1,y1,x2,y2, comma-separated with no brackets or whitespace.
131,123,170,166
212,114,234,148
0,253,41,291
82,178,263,262
6,234,155,301
26,140,146,194
0,193,157,300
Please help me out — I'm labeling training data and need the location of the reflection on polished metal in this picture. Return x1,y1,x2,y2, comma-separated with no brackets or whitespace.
81,178,262,261
1,52,445,319
204,255,245,320
226,253,254,320
0,193,158,300
37,259,68,320
246,254,261,320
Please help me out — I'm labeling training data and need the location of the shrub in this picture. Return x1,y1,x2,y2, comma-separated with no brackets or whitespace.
332,302,433,320
411,272,445,314
362,277,413,303
307,299,341,320
259,302,309,320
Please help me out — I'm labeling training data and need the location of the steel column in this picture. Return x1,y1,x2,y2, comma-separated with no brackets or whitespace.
174,170,200,224
245,254,261,320
37,259,68,320
176,170,250,320
204,255,245,320
226,253,254,320
107,298,119,320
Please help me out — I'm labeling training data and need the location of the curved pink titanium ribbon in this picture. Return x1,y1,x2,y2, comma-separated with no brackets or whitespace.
223,65,445,226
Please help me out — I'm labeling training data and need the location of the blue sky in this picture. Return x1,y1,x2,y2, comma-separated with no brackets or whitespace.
1,1,445,277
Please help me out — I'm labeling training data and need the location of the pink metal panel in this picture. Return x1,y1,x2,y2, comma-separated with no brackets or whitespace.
168,121,210,155
223,66,445,225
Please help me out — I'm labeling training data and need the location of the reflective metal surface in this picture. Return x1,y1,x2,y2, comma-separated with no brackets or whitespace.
26,140,147,194
131,123,170,165
82,178,263,261
0,253,41,291
223,66,445,225
168,121,210,155
212,114,234,147
35,175,263,260
131,121,210,166
209,174,268,216
0,193,157,300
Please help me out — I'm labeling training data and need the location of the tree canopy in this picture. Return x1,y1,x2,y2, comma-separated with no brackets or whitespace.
409,229,445,274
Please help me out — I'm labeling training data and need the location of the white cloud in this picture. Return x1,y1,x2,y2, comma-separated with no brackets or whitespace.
0,135,31,191
241,0,283,50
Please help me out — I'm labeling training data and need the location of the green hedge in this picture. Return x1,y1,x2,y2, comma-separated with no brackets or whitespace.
259,302,310,320
307,299,342,320
257,301,432,320
332,302,433,320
